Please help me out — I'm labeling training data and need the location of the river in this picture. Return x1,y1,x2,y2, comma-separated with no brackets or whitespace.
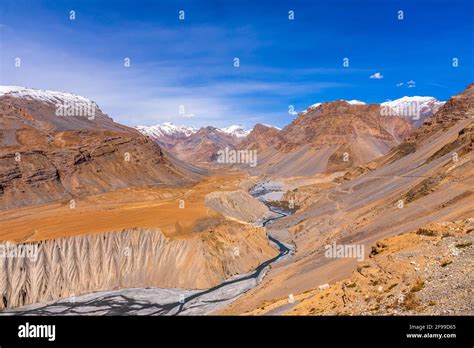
1,184,292,316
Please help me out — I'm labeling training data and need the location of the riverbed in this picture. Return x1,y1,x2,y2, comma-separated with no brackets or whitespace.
1,183,293,316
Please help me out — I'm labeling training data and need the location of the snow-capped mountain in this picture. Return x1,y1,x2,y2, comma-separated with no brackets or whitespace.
381,96,445,112
0,86,95,105
135,123,197,149
381,96,445,127
136,123,251,144
219,125,250,138
136,123,197,139
343,99,366,105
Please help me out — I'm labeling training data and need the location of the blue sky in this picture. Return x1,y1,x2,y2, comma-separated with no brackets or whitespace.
1,0,473,128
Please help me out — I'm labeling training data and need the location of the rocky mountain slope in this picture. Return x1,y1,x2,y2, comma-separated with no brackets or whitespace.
0,86,204,210
238,124,285,152
140,97,441,176
165,126,242,164
205,190,273,223
248,101,414,176
137,124,251,164
218,84,473,315
135,123,197,149
249,219,473,315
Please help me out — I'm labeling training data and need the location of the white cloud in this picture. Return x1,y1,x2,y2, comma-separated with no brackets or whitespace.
1,25,349,129
396,82,404,87
369,72,384,79
407,80,416,88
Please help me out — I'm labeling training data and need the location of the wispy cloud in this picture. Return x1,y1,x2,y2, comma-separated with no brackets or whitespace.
1,12,357,129
1,29,350,128
369,72,384,79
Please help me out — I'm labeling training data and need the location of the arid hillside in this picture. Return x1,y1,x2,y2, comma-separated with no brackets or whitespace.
248,101,414,176
248,219,473,315
218,84,473,315
0,87,205,210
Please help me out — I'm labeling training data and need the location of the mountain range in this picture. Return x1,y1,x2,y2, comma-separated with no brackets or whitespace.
137,96,444,175
0,84,471,316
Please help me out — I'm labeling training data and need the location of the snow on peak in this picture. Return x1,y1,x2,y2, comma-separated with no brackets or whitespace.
261,124,281,130
0,85,95,105
301,103,322,115
136,123,197,138
300,99,366,115
309,102,322,109
381,96,445,111
380,96,445,123
343,99,366,105
219,125,250,138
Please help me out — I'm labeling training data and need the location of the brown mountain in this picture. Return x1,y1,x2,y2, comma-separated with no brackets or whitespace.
248,101,413,176
0,87,204,210
345,83,474,176
169,126,241,164
238,124,284,151
138,98,443,174
220,84,473,315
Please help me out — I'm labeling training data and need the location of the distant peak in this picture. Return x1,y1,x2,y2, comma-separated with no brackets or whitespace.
0,85,95,105
136,123,197,138
219,125,250,138
381,96,445,108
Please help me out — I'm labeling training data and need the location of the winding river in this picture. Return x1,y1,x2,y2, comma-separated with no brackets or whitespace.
2,186,292,316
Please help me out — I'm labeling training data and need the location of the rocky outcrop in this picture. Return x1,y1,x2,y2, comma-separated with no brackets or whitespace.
205,190,271,223
249,219,473,315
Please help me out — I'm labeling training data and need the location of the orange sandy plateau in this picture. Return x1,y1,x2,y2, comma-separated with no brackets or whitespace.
0,174,246,243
